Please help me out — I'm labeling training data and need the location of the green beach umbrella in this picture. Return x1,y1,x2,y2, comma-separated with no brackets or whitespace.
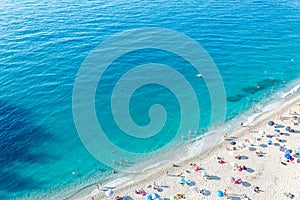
170,195,178,200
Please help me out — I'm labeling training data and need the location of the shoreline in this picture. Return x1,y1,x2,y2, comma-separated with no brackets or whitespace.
87,90,300,200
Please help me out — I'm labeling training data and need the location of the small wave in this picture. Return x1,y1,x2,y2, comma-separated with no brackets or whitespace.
280,84,300,98
142,161,168,172
104,177,132,188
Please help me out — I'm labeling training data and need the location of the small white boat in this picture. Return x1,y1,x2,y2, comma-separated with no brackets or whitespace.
196,73,202,78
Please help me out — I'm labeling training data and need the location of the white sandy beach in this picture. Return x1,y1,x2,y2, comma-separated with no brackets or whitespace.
88,93,300,200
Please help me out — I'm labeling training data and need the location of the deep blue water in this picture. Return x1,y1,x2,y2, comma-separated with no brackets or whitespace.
1,0,300,199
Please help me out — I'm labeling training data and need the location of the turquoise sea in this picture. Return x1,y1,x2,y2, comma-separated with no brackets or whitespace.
1,1,300,199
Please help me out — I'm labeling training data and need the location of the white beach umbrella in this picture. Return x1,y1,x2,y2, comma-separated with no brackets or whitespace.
237,142,246,149
201,171,207,176
105,189,114,196
190,186,199,193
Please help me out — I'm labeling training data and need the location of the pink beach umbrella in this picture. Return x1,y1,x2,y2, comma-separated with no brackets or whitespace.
233,178,242,184
194,167,201,172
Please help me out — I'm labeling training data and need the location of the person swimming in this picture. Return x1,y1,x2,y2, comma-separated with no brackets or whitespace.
196,73,202,78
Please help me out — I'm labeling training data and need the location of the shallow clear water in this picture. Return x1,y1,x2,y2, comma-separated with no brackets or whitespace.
0,0,300,199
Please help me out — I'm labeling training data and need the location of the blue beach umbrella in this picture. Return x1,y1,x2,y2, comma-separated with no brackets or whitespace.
274,129,280,133
152,193,159,199
146,194,152,200
266,139,272,145
178,177,185,184
268,121,275,126
285,149,293,154
296,147,300,153
216,190,224,197
185,179,192,186
286,126,291,131
285,154,292,160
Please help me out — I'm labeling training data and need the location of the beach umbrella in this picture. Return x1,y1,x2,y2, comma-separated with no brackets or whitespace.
274,129,280,133
178,177,185,184
266,139,272,145
238,143,246,148
279,146,286,152
296,147,300,153
286,126,291,131
185,179,192,186
268,121,274,126
216,190,224,197
152,193,159,199
105,189,114,197
285,154,292,160
190,186,199,193
294,154,300,158
230,141,236,145
170,195,178,200
146,194,152,200
201,171,207,176
285,149,293,154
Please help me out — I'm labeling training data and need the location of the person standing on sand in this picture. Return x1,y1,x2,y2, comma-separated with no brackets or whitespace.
153,181,158,189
